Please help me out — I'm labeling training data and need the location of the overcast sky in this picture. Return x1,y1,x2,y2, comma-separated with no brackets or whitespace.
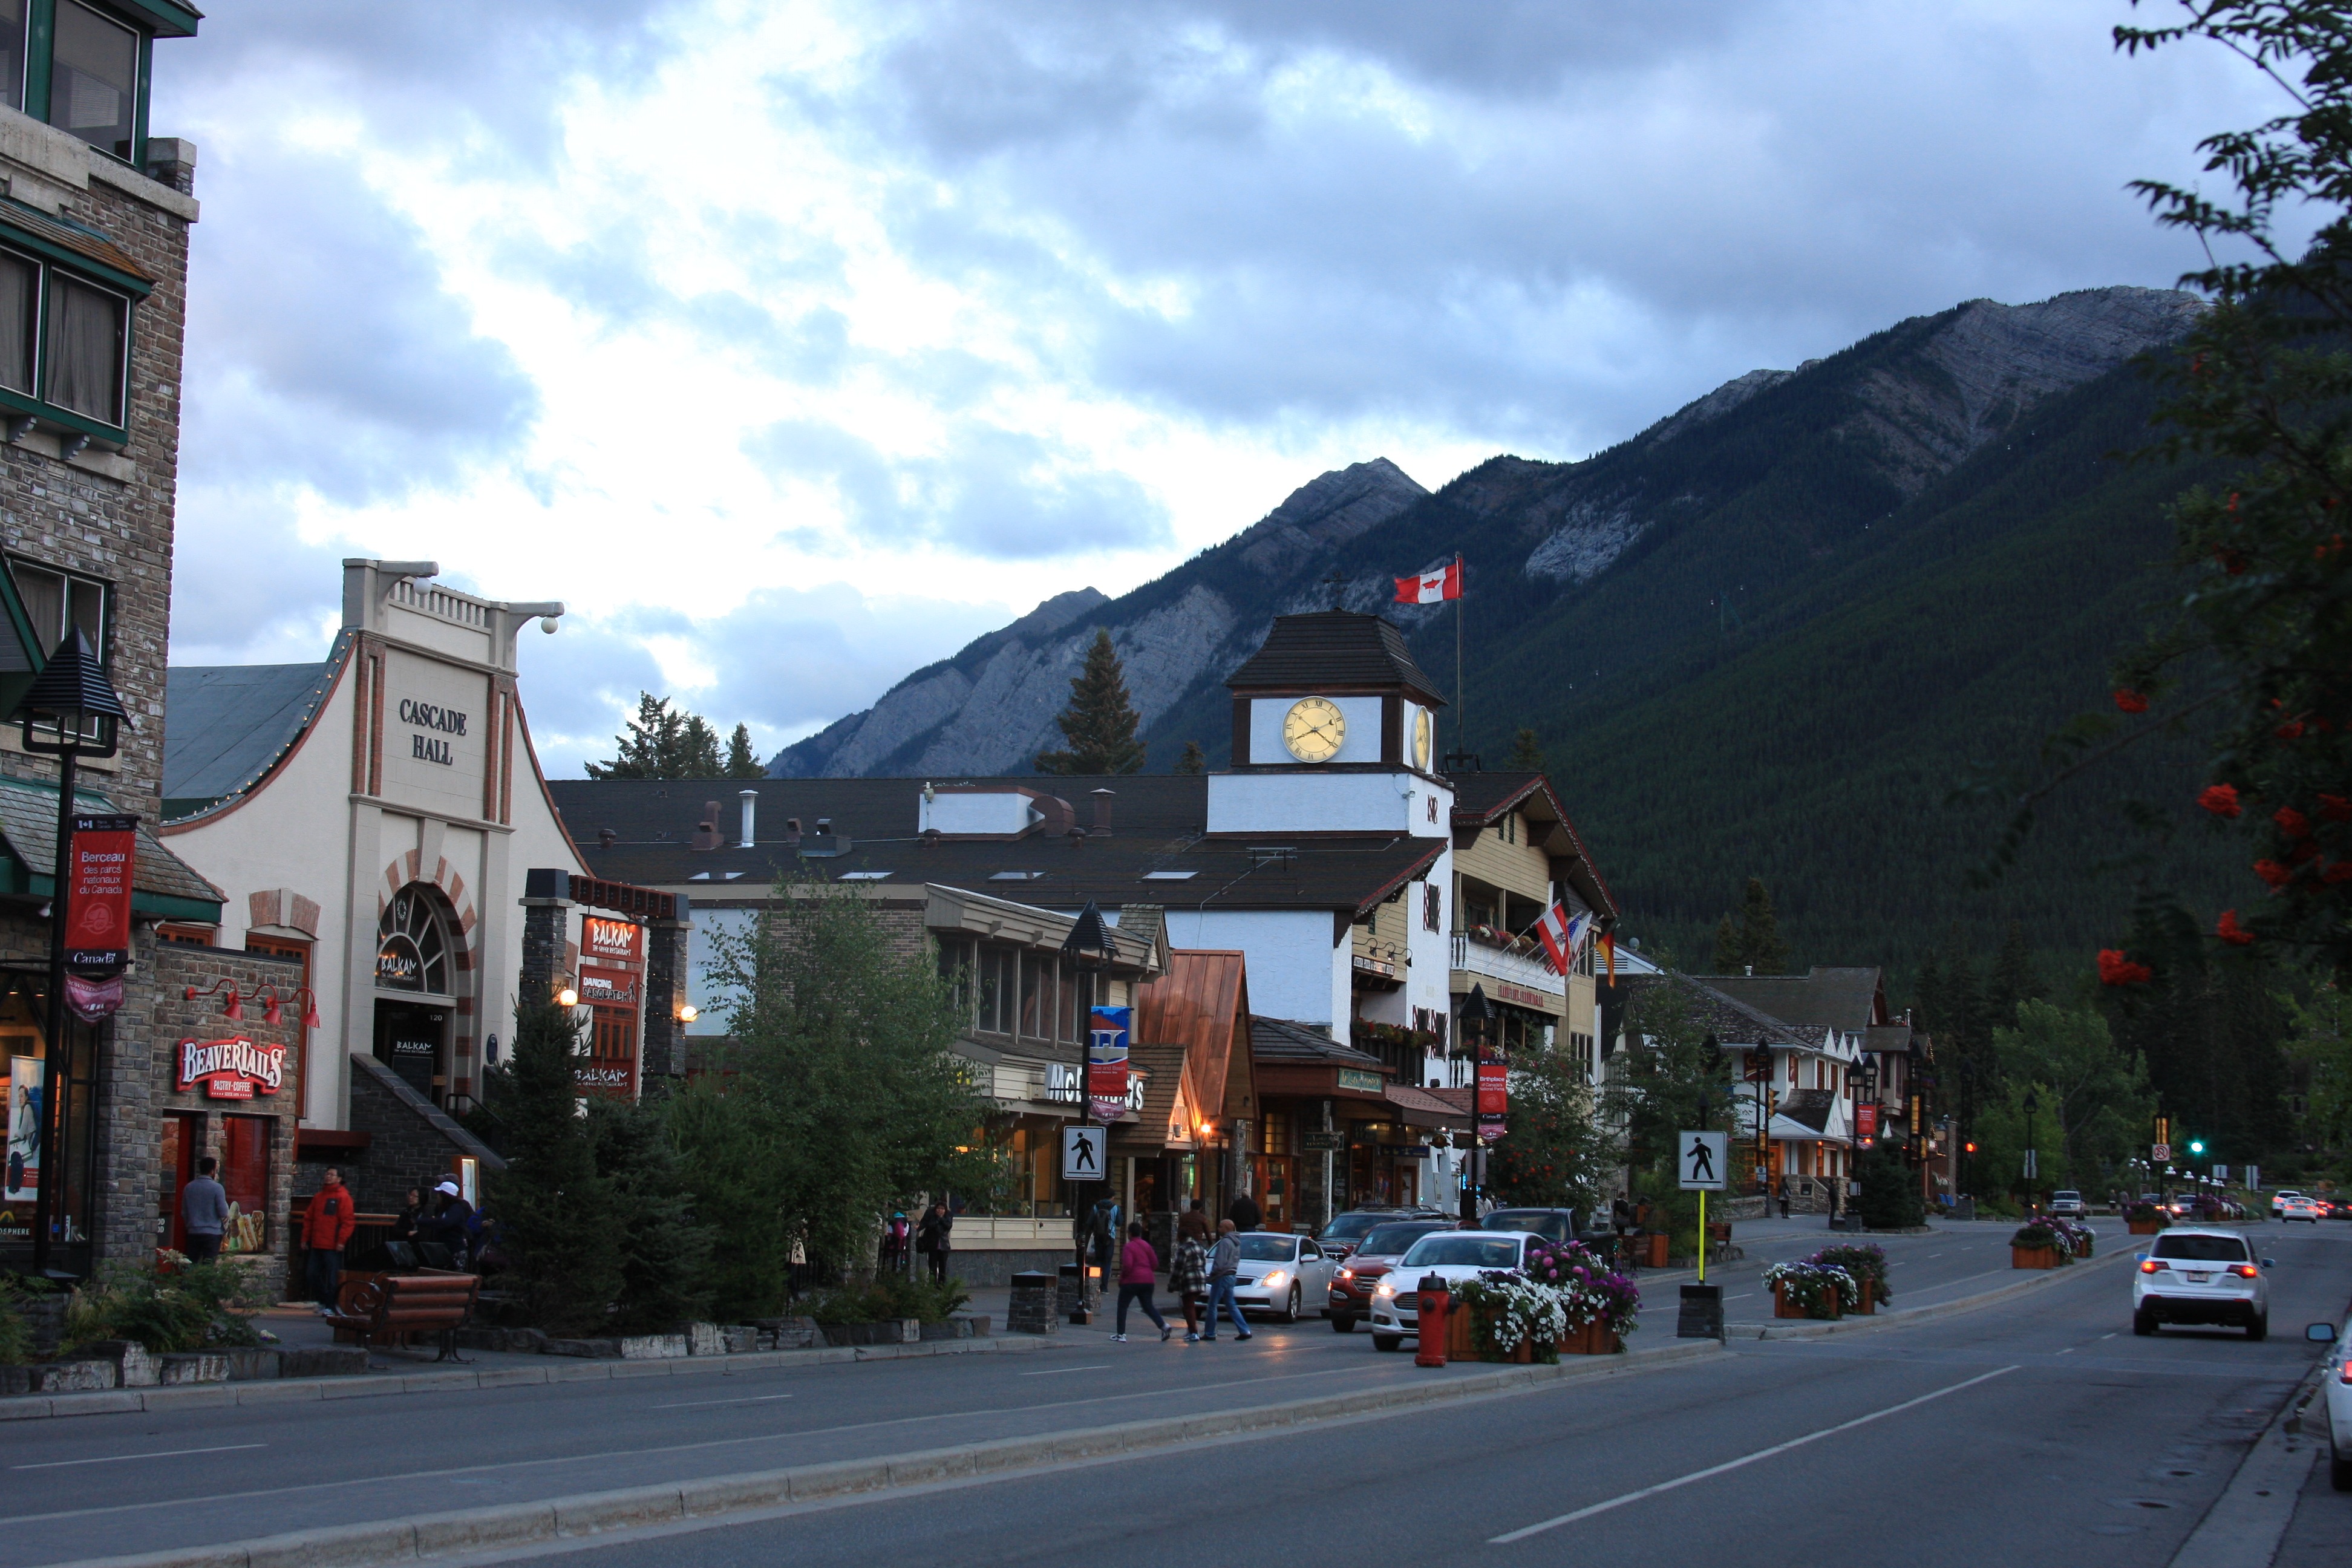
153,1,2279,776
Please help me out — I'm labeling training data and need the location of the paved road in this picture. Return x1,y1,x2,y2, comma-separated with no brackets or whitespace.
4,1217,2342,1566
410,1226,2352,1568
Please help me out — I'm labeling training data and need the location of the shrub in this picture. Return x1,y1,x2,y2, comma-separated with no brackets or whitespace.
0,1274,43,1364
803,1275,970,1326
65,1259,265,1353
1854,1146,1925,1229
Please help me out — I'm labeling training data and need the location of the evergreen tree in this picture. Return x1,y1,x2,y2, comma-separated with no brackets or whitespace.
586,694,693,780
1712,878,1791,975
724,723,765,780
1175,740,1207,776
1508,728,1546,771
1985,921,2038,1033
681,716,724,779
482,1001,622,1331
1712,914,1745,974
1913,950,1946,1040
1855,1144,1924,1229
586,1096,714,1332
1035,629,1146,775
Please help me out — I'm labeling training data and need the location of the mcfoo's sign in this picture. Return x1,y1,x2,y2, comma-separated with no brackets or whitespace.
583,916,642,963
176,1036,286,1100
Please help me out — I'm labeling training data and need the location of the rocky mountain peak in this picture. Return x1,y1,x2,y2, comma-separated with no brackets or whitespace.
1233,457,1428,577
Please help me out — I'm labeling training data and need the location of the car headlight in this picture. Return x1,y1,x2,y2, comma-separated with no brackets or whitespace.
1376,1281,1396,1298
1263,1270,1288,1289
1338,1269,1354,1280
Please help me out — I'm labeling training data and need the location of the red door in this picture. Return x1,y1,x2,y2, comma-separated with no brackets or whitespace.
157,1111,199,1255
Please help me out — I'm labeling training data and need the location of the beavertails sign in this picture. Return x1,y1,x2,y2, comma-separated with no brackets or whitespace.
175,1037,286,1100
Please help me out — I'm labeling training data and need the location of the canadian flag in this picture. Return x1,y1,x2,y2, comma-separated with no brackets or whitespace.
1534,903,1591,976
1394,560,1462,604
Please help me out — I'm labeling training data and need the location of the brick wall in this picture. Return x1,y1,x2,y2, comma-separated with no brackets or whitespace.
336,1052,505,1217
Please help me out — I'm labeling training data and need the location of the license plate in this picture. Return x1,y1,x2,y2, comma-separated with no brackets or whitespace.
2186,1272,2212,1284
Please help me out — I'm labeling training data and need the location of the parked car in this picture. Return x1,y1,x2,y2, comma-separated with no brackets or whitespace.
2273,1189,2304,1218
2305,1316,2352,1490
1480,1207,1578,1244
1368,1230,1539,1351
1328,1219,1455,1331
2282,1195,2325,1224
2047,1191,2086,1218
1227,1231,1336,1322
1316,1209,1416,1261
2133,1227,2274,1338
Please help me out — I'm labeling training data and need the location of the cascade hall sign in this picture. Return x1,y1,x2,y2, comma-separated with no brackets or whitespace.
398,698,468,766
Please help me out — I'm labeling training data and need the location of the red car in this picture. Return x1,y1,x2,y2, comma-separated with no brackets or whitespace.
1327,1219,1455,1333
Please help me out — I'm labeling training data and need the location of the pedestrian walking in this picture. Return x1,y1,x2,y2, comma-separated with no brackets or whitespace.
301,1168,358,1313
1170,1224,1209,1341
880,1212,912,1276
180,1155,227,1264
1201,1219,1252,1341
1777,1174,1791,1220
917,1201,952,1284
1227,1189,1261,1233
1111,1222,1172,1342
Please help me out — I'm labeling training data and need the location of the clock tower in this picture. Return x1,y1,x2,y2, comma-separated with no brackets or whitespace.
1207,610,1451,840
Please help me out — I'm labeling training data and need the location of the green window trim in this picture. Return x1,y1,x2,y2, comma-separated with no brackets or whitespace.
0,855,220,922
0,211,146,443
19,0,199,172
0,381,126,445
0,207,154,297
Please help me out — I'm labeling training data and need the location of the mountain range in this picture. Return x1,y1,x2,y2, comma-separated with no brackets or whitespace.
773,286,2238,978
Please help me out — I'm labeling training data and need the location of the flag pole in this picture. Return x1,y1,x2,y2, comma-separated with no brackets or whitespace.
1454,553,1464,759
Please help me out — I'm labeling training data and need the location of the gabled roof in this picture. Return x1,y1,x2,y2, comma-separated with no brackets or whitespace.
163,636,348,815
1616,969,1818,1050
1132,950,1256,1145
1224,611,1445,707
1697,968,1889,1033
1449,769,1618,920
1249,1013,1384,1070
0,775,221,919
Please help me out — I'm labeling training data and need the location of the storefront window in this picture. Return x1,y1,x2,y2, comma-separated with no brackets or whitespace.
0,973,99,1272
220,1114,269,1253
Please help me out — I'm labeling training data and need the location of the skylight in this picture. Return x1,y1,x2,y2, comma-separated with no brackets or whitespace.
990,871,1045,881
838,871,891,881
1141,871,1197,880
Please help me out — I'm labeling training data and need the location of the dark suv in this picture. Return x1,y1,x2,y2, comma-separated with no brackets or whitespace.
1328,1218,1456,1332
1481,1208,1579,1245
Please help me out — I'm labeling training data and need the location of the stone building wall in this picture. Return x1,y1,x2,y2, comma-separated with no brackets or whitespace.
338,1053,505,1217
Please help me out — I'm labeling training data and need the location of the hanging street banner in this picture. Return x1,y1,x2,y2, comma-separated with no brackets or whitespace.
1088,1004,1132,1122
1854,1103,1878,1140
1475,1042,1508,1143
65,814,137,978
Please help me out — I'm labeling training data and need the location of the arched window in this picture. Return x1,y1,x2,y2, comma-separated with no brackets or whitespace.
376,886,449,995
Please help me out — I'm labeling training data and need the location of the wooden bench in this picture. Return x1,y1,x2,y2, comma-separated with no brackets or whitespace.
325,1273,480,1365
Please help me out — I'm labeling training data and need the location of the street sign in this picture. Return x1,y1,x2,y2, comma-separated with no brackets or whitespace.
1060,1126,1106,1182
2213,1165,2229,1183
2151,1142,2171,1163
1677,1130,1726,1191
2246,1163,2261,1191
1298,1129,1344,1152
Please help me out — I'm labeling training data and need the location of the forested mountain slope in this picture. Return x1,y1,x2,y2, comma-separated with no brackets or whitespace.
776,286,2230,975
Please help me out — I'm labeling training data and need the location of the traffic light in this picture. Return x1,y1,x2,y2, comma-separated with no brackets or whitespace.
1964,1141,1978,1154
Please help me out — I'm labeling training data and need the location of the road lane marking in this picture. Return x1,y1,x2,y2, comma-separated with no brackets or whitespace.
14,1443,266,1471
654,1394,795,1410
2099,1333,2117,1341
2056,1348,2074,1354
1020,1365,1111,1376
1488,1366,2020,1544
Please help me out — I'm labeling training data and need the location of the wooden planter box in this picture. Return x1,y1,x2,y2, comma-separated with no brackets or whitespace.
2127,1219,2163,1235
1644,1233,1670,1268
1853,1279,1877,1315
2011,1246,2060,1270
1444,1304,1537,1363
2073,1236,2094,1258
1558,1319,1621,1355
1772,1281,1841,1320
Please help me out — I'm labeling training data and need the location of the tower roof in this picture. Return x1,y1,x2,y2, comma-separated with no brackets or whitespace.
1224,611,1445,706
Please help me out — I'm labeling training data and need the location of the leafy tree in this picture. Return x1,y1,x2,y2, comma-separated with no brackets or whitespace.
1507,727,1546,771
693,881,989,1299
1175,740,1207,776
664,1079,794,1321
1488,1037,1619,1215
1994,999,2158,1188
1036,629,1146,774
1606,980,1736,1250
481,1001,622,1332
2281,981,2352,1157
1711,877,1792,974
724,723,765,780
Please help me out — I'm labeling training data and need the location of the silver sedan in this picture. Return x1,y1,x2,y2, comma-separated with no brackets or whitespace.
1230,1232,1336,1322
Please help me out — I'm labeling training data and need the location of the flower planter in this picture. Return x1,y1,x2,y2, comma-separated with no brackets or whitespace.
1557,1319,1621,1355
2010,1246,2060,1270
2127,1219,2163,1235
2073,1236,2093,1258
1854,1279,1877,1316
1772,1281,1841,1320
1643,1233,1669,1268
1445,1300,1474,1363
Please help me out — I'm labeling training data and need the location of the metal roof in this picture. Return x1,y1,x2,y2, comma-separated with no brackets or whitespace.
1248,1013,1384,1069
0,774,221,912
163,639,345,811
1223,611,1446,705
1697,969,1889,1033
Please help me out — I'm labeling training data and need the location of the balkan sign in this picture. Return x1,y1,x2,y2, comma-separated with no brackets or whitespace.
582,916,643,965
65,814,136,978
175,1036,286,1100
578,967,638,1008
1088,1005,1131,1122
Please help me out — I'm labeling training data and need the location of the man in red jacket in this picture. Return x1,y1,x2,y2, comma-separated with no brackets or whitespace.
302,1168,359,1313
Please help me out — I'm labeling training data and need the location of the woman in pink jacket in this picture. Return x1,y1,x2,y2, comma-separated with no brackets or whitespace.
1112,1221,1173,1342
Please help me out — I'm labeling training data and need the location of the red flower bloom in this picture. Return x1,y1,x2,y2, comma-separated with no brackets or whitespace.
2097,950,2154,987
2199,784,2243,818
2292,840,2321,865
2276,806,2311,838
2216,909,2255,946
2253,858,2293,889
2278,720,2307,740
2214,547,2250,575
2113,690,2149,714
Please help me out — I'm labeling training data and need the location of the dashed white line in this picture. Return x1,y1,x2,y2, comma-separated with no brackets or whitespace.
653,1394,796,1410
15,1443,266,1471
1019,1364,1112,1376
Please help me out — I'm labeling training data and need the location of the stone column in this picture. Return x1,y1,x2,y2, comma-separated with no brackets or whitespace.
642,910,690,1080
517,868,571,1008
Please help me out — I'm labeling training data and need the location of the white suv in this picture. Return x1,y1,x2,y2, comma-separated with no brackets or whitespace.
2307,1316,2352,1491
2047,1191,2086,1217
2134,1228,2272,1339
2273,1189,2302,1218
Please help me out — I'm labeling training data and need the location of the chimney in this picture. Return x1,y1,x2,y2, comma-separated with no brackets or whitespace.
784,817,803,846
815,817,832,838
737,789,757,848
597,828,616,849
1089,788,1114,836
692,801,723,851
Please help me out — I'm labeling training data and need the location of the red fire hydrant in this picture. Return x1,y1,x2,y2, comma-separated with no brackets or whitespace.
1414,1273,1449,1367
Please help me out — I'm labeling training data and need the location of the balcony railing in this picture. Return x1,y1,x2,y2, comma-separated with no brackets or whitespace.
1450,931,1566,998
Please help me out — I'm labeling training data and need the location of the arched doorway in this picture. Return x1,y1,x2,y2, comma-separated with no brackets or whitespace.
373,883,455,1103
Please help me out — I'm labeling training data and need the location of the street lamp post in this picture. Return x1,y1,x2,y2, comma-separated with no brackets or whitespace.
11,630,127,1279
2021,1086,2040,1214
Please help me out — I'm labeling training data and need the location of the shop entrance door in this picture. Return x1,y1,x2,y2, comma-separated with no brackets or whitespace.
1252,1155,1295,1232
157,1110,200,1255
374,1001,446,1102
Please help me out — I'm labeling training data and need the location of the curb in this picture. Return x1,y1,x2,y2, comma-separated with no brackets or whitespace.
1725,1244,2138,1340
44,1340,1726,1568
0,1334,1053,1424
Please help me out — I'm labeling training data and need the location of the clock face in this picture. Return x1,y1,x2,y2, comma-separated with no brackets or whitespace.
1412,707,1433,770
1282,696,1347,763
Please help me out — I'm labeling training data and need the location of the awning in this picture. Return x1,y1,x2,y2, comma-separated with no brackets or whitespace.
0,774,224,922
1385,1082,1471,1130
1770,1114,1851,1146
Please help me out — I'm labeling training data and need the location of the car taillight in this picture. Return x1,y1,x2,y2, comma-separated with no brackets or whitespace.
2232,1264,2258,1278
2140,1259,2161,1273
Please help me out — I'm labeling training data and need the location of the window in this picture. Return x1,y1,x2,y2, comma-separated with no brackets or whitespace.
44,270,125,420
219,1114,270,1253
49,2,138,160
1423,883,1440,933
837,871,890,881
0,250,33,393
8,558,106,662
153,922,212,946
0,0,22,113
376,886,450,995
1140,871,1195,881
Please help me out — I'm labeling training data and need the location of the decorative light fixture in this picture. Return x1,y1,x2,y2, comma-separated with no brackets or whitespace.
253,986,324,1030
183,979,243,1021
676,1002,699,1024
557,984,579,1008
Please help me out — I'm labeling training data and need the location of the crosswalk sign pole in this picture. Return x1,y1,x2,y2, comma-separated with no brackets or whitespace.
1698,1188,1707,1285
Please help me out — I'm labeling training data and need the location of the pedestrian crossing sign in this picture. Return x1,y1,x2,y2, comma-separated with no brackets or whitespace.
1062,1125,1107,1183
1679,1131,1727,1191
